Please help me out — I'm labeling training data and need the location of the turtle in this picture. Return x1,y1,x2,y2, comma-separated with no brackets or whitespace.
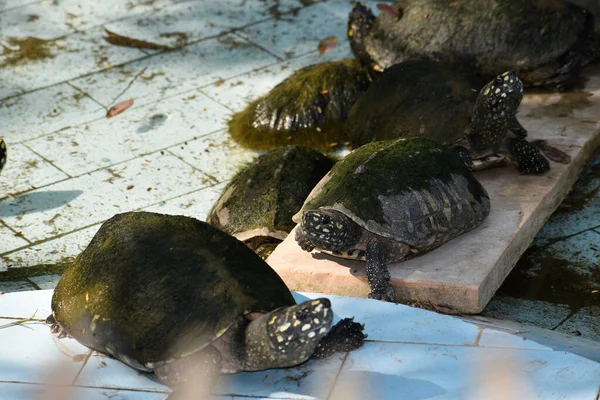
47,212,366,399
229,59,372,152
346,59,551,174
347,0,600,90
293,137,491,302
0,138,6,174
207,146,335,259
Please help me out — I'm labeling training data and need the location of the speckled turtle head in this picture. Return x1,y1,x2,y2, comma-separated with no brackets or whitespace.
347,2,376,68
0,139,6,174
467,71,524,154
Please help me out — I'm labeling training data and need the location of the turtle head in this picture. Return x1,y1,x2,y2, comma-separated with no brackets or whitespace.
295,209,362,253
244,298,333,370
348,2,376,67
468,71,524,152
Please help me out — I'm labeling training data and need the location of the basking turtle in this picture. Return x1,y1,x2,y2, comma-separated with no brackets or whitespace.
48,212,366,399
294,138,491,302
229,59,372,152
346,60,551,174
348,1,599,89
207,146,335,259
0,139,6,174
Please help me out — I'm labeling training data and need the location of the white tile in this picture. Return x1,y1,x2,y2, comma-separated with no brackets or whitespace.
1,153,217,242
0,317,90,384
25,92,230,176
0,223,30,252
168,131,259,183
0,280,35,293
0,383,171,400
292,292,480,345
0,289,53,319
202,45,353,113
0,83,103,143
478,328,552,351
215,353,346,399
29,274,61,290
0,225,96,269
0,143,69,196
238,1,361,59
71,34,278,108
0,26,146,99
76,352,169,393
143,182,226,221
330,342,600,400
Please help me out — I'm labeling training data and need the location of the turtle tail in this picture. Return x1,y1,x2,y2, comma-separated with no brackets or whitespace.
348,2,376,68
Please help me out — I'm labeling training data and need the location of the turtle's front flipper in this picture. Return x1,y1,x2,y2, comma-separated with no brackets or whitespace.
508,116,527,138
506,138,550,174
311,317,367,359
365,240,396,302
155,346,222,400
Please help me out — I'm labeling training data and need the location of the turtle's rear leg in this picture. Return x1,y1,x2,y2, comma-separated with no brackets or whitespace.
46,314,68,338
155,346,222,400
311,317,367,359
365,240,396,302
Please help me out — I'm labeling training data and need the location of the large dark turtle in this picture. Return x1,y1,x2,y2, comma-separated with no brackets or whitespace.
229,59,372,152
294,138,490,302
48,212,366,399
207,146,334,259
0,139,6,174
348,1,599,90
346,59,551,174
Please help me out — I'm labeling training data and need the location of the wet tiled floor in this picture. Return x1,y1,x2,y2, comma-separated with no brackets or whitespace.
0,0,600,397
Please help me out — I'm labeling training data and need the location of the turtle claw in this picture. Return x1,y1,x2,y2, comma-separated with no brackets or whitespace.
311,317,367,359
368,286,396,303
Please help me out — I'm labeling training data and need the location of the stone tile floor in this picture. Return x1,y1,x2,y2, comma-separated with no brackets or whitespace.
1,290,599,399
0,0,600,397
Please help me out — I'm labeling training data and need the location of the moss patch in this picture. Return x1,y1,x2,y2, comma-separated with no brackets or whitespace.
1,37,58,68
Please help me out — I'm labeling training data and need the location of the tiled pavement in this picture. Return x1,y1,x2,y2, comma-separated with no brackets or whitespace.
0,290,599,399
0,0,600,397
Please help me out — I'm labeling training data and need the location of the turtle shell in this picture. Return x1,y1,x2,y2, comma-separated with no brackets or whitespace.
51,212,295,370
207,146,334,244
294,138,490,250
228,59,372,152
361,0,593,87
346,60,483,147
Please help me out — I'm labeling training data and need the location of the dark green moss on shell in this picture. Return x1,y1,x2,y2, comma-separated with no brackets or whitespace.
228,59,372,152
207,146,334,245
301,138,487,226
52,212,295,368
347,60,483,147
360,0,596,88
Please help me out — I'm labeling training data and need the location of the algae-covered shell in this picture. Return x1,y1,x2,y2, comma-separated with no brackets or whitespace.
229,59,372,152
346,60,483,147
51,212,295,370
294,138,490,250
358,0,595,88
207,146,334,248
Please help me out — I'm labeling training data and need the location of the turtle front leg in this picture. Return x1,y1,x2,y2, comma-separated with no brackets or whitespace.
155,346,222,400
311,317,367,359
365,240,396,302
508,116,528,138
505,138,550,174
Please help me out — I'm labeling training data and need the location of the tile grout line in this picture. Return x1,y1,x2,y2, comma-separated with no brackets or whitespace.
325,352,350,400
71,350,94,385
66,82,109,110
0,128,225,202
0,180,226,258
0,220,33,245
474,327,483,346
0,0,43,14
21,143,73,179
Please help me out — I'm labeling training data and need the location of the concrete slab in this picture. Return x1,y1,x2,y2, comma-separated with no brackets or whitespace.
266,66,600,314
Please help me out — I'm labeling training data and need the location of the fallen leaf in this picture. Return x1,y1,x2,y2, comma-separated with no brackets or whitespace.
376,3,401,17
126,185,134,190
318,36,338,54
423,12,429,18
104,29,172,51
106,98,133,118
531,140,572,164
320,89,329,94
448,1,460,6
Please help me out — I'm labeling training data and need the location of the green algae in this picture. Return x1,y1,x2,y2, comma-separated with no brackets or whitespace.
228,59,372,152
1,37,57,68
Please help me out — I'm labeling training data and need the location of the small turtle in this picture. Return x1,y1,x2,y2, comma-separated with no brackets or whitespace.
348,1,599,89
207,146,335,259
346,59,551,174
48,212,366,399
229,59,372,152
294,138,491,302
0,139,6,174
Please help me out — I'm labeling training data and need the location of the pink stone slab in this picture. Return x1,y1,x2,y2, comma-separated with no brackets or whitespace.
266,66,600,314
